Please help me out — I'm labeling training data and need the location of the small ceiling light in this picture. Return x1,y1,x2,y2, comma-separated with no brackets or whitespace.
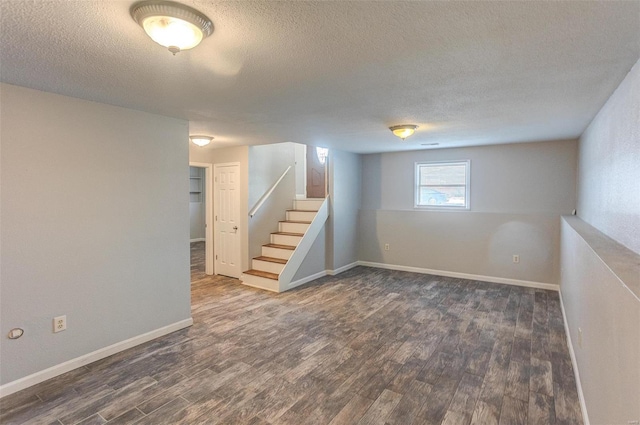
190,135,213,147
389,124,418,141
131,1,214,55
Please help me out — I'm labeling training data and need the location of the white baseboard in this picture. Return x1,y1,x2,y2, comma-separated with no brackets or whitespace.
0,318,193,398
286,261,359,290
559,291,590,425
190,238,205,243
357,261,559,291
287,270,328,290
327,261,359,276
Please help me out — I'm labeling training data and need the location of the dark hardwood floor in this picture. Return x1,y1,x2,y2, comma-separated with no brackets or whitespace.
0,242,583,424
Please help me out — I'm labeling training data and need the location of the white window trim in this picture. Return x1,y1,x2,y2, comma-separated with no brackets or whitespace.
414,160,471,210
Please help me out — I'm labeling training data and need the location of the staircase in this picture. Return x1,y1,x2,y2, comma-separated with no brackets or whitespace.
241,198,325,292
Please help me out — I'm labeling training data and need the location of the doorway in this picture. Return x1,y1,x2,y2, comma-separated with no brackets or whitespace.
214,162,242,278
306,145,328,198
189,162,213,277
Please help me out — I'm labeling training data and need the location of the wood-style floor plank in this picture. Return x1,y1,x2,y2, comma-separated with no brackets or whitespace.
0,242,583,425
499,396,528,425
528,392,556,425
356,389,402,425
327,394,373,425
505,361,530,402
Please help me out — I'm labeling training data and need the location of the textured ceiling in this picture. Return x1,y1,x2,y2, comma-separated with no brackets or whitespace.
1,1,639,153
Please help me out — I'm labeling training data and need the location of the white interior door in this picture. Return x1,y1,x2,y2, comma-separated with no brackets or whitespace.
214,163,241,278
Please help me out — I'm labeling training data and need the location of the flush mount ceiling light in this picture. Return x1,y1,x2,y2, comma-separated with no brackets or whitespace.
131,1,213,55
389,124,418,141
190,135,213,147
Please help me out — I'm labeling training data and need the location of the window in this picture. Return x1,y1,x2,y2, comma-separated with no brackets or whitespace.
415,160,470,209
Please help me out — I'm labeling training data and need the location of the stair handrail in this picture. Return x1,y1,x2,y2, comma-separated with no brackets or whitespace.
249,165,292,218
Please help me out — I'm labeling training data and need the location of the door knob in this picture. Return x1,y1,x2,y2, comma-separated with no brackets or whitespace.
233,226,238,230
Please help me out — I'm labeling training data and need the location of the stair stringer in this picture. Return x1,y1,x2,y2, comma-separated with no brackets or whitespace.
278,197,329,291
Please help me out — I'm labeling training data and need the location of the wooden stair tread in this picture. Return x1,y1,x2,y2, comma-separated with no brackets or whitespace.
254,256,287,264
271,232,304,236
286,209,318,212
244,269,279,280
279,220,312,224
263,243,296,250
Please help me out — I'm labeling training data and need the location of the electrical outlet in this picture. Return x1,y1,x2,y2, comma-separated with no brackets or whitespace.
578,327,583,348
53,315,66,333
384,243,390,251
512,254,520,263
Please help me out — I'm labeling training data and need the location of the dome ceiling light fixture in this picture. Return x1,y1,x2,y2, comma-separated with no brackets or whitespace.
190,135,213,147
389,124,418,141
131,1,214,55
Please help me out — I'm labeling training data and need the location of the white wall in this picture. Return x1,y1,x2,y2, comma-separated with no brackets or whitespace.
359,140,577,285
561,59,640,425
577,59,640,255
248,143,297,260
0,84,191,386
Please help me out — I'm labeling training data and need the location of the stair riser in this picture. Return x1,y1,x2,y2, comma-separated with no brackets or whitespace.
287,211,317,221
262,246,294,260
241,274,279,292
279,222,310,233
252,259,286,274
271,234,303,246
294,199,323,211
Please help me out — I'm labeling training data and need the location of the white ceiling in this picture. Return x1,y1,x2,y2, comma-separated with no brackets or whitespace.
1,1,638,153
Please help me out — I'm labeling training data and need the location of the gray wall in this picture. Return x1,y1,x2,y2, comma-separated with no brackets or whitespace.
248,143,297,260
577,59,640,255
562,59,640,424
327,150,362,270
291,148,363,280
292,230,327,281
359,140,578,284
0,84,191,385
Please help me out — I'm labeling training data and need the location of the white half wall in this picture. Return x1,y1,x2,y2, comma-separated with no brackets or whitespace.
0,84,192,387
560,217,639,425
